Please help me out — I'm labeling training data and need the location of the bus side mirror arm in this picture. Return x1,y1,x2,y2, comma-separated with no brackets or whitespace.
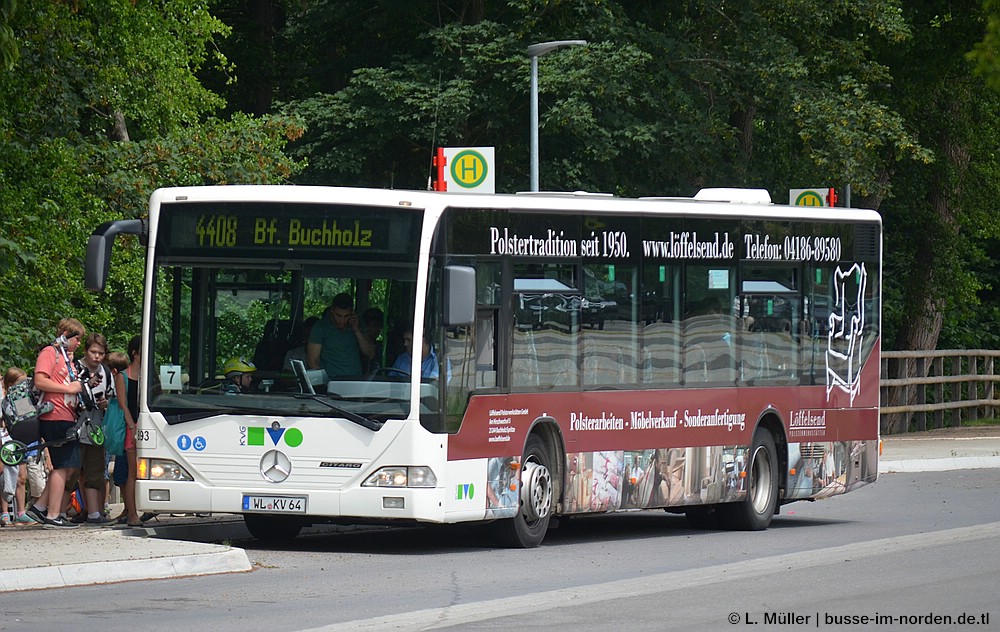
443,265,476,326
85,219,147,292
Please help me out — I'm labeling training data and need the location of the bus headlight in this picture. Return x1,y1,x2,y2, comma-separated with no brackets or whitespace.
362,466,437,488
137,458,194,481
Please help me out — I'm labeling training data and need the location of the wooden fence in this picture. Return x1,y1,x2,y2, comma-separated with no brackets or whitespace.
880,350,1000,434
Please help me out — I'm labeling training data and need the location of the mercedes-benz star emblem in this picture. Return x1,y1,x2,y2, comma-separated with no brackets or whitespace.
260,449,292,483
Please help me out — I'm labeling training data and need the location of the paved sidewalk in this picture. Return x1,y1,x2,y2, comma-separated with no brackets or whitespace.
1,425,997,593
879,424,1000,473
0,512,253,592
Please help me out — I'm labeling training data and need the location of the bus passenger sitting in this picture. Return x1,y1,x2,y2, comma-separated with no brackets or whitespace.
283,316,319,371
389,330,451,382
222,357,257,394
361,308,385,374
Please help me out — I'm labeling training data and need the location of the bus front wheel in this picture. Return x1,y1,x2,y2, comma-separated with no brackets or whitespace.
492,434,553,548
719,428,778,530
244,514,303,543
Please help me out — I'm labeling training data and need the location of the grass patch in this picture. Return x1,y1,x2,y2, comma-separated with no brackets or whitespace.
961,418,1000,427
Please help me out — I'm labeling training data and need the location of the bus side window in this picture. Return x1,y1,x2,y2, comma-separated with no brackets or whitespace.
511,292,579,388
511,300,540,388
681,264,737,386
683,310,737,385
475,308,497,388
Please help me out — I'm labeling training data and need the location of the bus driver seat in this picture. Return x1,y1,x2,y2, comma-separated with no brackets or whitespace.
253,318,293,371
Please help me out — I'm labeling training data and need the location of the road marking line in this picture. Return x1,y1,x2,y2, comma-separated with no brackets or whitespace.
299,521,1000,632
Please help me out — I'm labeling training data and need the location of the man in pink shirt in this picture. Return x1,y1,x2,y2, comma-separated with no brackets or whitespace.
26,318,85,529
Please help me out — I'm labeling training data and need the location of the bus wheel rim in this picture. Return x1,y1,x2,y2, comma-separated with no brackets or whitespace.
520,459,552,523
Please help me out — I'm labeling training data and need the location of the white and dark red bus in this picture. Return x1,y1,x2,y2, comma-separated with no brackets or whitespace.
85,185,880,547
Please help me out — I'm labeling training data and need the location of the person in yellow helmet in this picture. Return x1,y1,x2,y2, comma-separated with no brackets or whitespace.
222,357,257,394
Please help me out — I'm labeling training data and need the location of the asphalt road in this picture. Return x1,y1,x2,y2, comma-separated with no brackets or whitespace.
4,469,998,632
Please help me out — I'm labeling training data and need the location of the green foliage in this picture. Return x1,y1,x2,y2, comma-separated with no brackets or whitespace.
215,297,265,369
968,0,1000,88
4,0,1000,360
0,0,16,70
874,1,1000,349
277,0,928,200
0,0,303,370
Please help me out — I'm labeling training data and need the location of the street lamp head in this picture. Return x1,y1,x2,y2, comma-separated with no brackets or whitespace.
527,39,587,192
526,39,588,58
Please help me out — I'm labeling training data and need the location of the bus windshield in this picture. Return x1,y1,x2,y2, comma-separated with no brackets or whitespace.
148,200,423,423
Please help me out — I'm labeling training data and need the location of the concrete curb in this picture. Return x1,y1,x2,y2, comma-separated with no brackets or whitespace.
0,544,251,592
880,456,1000,473
0,524,253,593
879,427,1000,473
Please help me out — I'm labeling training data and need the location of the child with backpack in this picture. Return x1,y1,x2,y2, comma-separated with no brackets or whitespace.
1,366,54,443
2,367,47,525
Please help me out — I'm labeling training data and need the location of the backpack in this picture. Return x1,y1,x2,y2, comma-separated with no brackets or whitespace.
1,378,54,444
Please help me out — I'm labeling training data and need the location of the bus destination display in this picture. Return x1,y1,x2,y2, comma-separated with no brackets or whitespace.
196,214,378,249
159,202,411,256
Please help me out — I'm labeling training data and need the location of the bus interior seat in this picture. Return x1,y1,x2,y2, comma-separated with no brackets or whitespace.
582,331,637,385
641,321,681,383
683,314,736,384
253,318,294,371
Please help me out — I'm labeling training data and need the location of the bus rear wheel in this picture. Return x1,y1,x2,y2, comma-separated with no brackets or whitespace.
718,428,778,530
244,514,303,543
492,434,553,548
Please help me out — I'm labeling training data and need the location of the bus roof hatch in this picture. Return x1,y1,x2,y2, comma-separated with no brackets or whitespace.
693,188,772,204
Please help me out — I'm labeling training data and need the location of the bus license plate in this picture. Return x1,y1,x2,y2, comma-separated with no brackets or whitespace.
242,495,307,514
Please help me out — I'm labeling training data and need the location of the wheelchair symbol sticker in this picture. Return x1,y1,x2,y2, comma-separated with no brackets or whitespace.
177,435,208,451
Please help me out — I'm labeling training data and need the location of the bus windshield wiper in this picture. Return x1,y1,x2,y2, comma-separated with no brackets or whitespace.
293,394,383,431
162,403,383,429
163,408,283,425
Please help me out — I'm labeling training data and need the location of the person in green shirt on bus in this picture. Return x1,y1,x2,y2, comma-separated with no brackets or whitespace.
307,292,375,379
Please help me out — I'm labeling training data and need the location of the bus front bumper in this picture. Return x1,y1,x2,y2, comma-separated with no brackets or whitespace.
135,480,451,523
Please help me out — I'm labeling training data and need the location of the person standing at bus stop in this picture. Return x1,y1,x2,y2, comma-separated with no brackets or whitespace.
113,335,143,527
307,292,374,378
27,318,85,528
71,333,113,524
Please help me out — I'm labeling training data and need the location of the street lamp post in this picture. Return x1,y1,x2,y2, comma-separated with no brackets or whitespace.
528,39,587,192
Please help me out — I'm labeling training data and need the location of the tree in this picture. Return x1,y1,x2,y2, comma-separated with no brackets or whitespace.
0,0,16,70
867,3,1000,431
968,0,1000,88
875,5,1000,351
274,1,926,201
7,0,1000,381
0,0,303,367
